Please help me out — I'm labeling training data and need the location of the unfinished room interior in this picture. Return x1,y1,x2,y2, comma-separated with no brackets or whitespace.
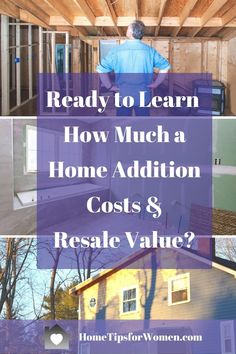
0,0,236,116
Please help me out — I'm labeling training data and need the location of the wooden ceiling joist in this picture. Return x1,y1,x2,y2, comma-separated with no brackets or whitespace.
87,35,223,41
9,0,50,27
172,0,199,37
44,0,74,26
44,0,88,39
208,5,236,37
19,9,51,28
222,5,236,26
56,25,87,37
49,15,236,28
192,0,229,37
0,0,20,18
155,0,168,36
73,0,96,25
222,27,236,40
1,0,236,41
135,0,139,19
103,0,122,36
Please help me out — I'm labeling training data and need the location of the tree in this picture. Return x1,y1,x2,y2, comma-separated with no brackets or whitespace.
42,281,78,320
0,238,34,319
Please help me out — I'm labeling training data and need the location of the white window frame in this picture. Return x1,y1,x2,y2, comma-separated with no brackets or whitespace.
25,125,37,174
220,321,235,354
120,286,138,315
25,125,57,174
25,126,83,175
168,273,190,306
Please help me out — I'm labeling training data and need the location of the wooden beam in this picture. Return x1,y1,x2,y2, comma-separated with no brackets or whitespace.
172,0,198,37
207,5,236,37
103,0,122,36
73,0,96,25
201,0,228,26
222,5,236,26
19,9,51,28
44,0,88,41
135,0,139,19
44,0,74,26
87,35,221,41
72,38,82,73
201,27,221,37
192,0,228,37
222,28,236,40
155,0,168,36
28,24,33,99
56,25,87,38
39,27,43,73
49,15,236,28
9,0,50,25
0,0,19,18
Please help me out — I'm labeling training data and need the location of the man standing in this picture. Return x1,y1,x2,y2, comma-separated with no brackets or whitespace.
97,20,171,116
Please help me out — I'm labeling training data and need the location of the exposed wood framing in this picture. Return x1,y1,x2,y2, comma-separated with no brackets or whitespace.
1,0,236,41
192,0,228,37
87,35,222,41
206,5,236,37
16,20,21,106
0,0,20,18
39,26,43,73
155,0,168,36
172,0,199,37
135,0,139,19
19,9,51,28
51,32,56,73
44,0,88,39
56,26,87,37
65,32,70,74
48,16,236,28
73,0,96,25
102,0,122,36
44,0,74,25
92,41,99,71
222,5,236,27
223,28,236,40
1,15,10,115
9,0,50,27
72,38,82,72
28,24,33,99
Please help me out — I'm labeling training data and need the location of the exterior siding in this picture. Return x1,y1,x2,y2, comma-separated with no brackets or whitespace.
79,252,236,321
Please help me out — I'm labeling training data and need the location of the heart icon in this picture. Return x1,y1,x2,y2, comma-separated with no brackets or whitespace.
50,333,64,346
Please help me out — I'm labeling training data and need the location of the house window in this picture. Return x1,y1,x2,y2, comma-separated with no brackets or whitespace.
168,273,190,305
122,287,137,314
99,40,118,62
25,125,55,173
25,125,37,173
221,321,235,354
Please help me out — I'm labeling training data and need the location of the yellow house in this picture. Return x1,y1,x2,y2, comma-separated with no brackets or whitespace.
70,245,236,321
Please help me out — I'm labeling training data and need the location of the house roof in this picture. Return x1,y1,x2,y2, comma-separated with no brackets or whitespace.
69,241,236,296
69,247,151,295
